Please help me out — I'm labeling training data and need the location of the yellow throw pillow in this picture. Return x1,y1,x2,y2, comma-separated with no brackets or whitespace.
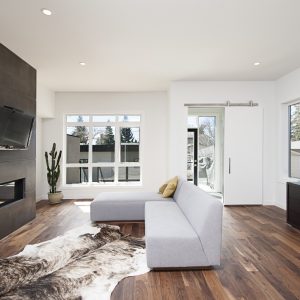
159,183,168,194
162,176,178,198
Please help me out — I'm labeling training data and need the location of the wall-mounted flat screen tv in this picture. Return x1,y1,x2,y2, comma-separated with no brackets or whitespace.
0,106,35,150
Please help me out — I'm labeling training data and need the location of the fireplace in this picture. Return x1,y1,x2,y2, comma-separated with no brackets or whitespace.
0,43,36,240
0,179,25,208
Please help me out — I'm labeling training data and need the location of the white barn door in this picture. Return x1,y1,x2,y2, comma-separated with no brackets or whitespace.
223,107,263,205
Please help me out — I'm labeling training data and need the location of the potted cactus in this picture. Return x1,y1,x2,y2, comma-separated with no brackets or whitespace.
45,143,63,204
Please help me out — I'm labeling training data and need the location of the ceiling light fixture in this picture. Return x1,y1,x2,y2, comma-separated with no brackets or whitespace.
41,8,52,16
253,62,261,66
79,62,86,66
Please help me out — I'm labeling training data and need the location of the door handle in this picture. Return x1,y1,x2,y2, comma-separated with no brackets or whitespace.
229,158,231,174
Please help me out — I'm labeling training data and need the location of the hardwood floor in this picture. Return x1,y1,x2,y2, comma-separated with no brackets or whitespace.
0,200,299,300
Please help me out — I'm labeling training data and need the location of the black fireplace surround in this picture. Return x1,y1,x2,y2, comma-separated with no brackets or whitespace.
0,43,36,239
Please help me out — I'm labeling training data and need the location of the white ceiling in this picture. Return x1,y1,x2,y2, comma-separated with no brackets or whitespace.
1,0,300,91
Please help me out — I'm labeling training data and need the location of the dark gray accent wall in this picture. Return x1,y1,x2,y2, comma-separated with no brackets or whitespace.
0,43,36,239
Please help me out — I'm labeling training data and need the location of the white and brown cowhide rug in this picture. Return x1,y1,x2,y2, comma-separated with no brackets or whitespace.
0,224,149,300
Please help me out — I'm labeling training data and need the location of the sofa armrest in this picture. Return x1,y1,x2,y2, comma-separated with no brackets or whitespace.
196,198,223,265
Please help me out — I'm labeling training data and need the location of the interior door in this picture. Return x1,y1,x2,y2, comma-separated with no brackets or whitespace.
224,107,263,205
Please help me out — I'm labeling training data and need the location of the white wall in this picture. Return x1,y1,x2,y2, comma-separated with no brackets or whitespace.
36,83,55,118
169,81,277,205
35,75,300,208
276,67,300,209
36,83,55,201
41,92,169,199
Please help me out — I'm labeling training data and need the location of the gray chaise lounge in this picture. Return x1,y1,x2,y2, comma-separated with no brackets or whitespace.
90,179,223,268
91,191,172,221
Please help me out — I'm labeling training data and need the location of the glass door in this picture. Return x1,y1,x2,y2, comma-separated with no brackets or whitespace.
198,116,216,192
187,107,224,195
187,129,198,185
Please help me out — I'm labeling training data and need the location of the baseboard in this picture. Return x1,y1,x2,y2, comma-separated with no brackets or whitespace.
36,194,46,202
275,201,286,210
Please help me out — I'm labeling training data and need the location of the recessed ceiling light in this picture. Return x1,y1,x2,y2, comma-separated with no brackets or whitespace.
79,62,86,66
254,62,261,66
41,8,52,16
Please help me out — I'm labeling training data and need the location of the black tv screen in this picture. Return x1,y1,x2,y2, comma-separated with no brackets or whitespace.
0,106,35,149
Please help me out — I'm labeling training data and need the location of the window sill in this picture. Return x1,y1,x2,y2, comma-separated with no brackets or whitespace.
62,182,143,189
278,177,300,184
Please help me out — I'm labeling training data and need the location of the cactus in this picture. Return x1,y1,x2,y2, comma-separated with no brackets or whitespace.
45,143,62,193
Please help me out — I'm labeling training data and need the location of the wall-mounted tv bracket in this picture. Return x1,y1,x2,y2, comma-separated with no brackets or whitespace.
3,105,24,113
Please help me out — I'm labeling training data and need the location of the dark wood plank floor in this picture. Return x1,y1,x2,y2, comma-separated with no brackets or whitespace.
0,200,299,300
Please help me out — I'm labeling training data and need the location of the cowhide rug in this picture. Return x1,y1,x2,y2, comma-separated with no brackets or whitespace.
0,224,149,300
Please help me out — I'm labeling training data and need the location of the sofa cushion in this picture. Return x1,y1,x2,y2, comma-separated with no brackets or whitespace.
145,201,209,268
90,191,172,221
162,176,178,198
173,177,184,201
158,183,167,194
174,181,223,265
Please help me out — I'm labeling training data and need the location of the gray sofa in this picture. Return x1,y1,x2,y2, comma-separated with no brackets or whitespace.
90,179,223,268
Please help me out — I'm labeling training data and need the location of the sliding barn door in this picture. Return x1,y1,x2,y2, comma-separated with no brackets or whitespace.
224,107,263,205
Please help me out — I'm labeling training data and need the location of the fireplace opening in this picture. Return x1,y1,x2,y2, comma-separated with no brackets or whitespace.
0,178,25,208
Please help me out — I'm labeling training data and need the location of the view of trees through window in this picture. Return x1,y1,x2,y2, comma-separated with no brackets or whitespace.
290,103,300,178
65,115,141,184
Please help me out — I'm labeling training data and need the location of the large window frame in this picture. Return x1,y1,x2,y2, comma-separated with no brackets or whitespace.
63,114,142,186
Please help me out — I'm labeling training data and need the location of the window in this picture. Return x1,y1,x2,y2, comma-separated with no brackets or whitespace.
289,103,300,178
65,115,141,185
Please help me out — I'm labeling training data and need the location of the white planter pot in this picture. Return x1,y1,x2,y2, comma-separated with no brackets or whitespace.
48,191,63,204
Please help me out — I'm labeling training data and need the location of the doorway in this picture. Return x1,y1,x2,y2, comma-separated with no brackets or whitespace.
187,108,224,196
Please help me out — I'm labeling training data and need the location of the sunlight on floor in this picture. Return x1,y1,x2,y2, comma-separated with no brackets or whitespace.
74,201,91,213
